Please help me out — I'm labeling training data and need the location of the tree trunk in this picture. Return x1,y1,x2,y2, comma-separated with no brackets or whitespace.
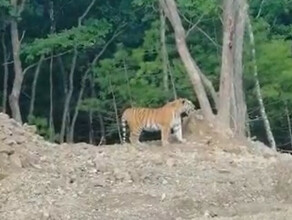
68,70,88,143
159,0,214,121
218,0,235,128
88,72,96,145
49,55,55,141
68,29,122,143
160,6,169,94
57,57,68,95
9,0,26,123
48,0,55,142
284,101,292,149
60,0,97,143
109,78,122,143
200,73,218,108
28,55,44,118
9,22,22,122
167,61,178,99
123,58,133,106
89,110,94,145
1,34,9,113
57,57,71,140
231,0,248,137
98,113,105,145
247,16,276,150
60,47,78,143
9,19,23,123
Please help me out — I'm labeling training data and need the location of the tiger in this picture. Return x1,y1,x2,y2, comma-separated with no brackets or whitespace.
121,98,195,146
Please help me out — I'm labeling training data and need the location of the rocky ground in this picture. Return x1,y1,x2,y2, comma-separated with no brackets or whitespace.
1,112,292,220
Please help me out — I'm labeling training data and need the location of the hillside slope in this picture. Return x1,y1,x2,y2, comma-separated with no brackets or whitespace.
1,112,292,220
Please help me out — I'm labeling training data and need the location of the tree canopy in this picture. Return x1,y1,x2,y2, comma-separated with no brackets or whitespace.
0,0,292,149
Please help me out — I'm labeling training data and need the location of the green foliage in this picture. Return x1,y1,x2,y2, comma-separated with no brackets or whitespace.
27,115,50,140
22,19,111,62
1,0,292,147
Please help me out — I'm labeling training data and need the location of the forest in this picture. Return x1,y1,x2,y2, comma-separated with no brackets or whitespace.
0,0,291,149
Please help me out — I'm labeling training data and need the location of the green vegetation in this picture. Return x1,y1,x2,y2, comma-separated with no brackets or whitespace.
0,0,292,148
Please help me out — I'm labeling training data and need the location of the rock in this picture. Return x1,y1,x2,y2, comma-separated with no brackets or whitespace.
16,136,27,145
0,145,14,155
113,168,131,182
161,193,166,201
152,153,163,165
129,170,140,183
94,159,107,173
162,179,168,185
166,158,176,167
10,154,22,168
4,139,17,146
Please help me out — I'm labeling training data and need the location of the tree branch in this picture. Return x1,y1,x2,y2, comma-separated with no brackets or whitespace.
22,50,72,75
256,0,266,19
78,0,96,26
18,0,26,16
186,13,205,37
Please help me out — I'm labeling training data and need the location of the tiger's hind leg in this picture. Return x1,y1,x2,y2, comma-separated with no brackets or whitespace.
129,129,143,147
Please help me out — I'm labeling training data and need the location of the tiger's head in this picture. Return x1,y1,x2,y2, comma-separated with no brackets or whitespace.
167,98,195,116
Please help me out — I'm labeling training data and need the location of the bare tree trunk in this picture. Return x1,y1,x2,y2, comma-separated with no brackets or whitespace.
218,0,235,128
48,0,55,142
28,55,44,118
88,72,96,145
68,28,123,143
60,0,96,143
9,20,23,123
1,34,9,113
49,56,55,141
160,0,214,121
247,16,276,150
200,73,218,108
231,0,248,137
58,57,68,95
109,78,122,143
284,101,292,149
57,57,71,140
68,71,88,143
89,109,94,144
123,58,133,106
245,112,251,138
98,113,105,145
167,61,177,99
160,6,169,94
59,47,77,143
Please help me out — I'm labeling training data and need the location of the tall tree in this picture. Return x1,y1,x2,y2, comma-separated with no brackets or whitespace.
231,0,248,137
9,0,26,123
159,0,214,122
217,0,247,137
160,5,169,95
28,55,44,118
48,0,56,141
1,33,9,113
59,0,96,143
247,15,276,150
217,0,236,129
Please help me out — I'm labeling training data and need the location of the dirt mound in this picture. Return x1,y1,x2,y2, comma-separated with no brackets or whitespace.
0,113,56,178
1,112,292,219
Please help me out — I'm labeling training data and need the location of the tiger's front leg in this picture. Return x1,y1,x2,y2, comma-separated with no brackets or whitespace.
173,123,187,143
161,127,170,146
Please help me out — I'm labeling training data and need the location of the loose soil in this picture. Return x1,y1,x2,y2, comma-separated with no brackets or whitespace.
1,112,292,220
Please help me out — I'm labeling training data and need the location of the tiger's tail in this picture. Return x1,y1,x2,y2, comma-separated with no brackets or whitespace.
121,113,127,144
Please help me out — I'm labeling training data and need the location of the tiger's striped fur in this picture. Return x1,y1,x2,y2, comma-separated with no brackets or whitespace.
121,98,195,146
